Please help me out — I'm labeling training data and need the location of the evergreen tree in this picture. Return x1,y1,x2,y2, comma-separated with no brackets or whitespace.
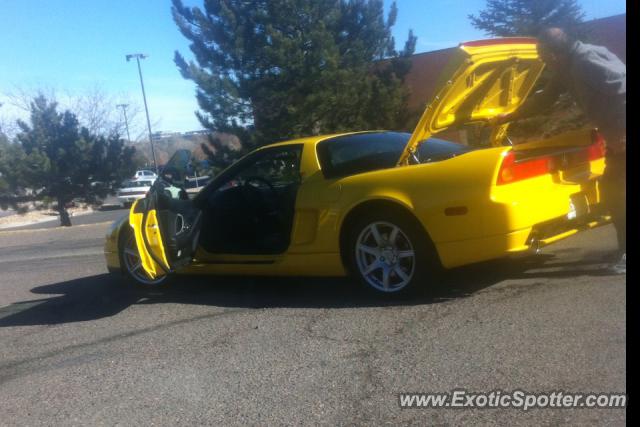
199,133,242,175
4,96,138,226
172,0,416,169
469,0,585,37
0,131,26,209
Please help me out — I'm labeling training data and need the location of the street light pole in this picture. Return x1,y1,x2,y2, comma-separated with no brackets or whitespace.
116,103,131,142
126,53,158,174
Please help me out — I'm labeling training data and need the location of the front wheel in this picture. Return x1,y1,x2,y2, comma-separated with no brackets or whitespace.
120,230,169,287
346,210,440,296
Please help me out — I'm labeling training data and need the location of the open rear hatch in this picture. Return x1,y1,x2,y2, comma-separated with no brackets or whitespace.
400,37,607,185
399,37,544,165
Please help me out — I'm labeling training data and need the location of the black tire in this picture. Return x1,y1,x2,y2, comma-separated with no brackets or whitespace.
118,227,171,288
345,208,442,297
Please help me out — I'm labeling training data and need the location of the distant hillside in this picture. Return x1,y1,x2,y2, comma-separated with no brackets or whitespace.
128,132,241,168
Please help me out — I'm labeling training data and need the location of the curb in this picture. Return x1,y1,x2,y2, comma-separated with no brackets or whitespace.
0,209,99,231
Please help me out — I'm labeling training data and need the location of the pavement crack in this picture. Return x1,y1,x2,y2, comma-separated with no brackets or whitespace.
0,308,251,384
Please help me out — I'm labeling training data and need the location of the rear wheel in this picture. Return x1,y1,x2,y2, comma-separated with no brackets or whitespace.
120,229,169,287
346,210,440,296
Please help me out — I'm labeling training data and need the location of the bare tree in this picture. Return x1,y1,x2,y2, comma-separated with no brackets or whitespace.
67,85,146,138
0,103,20,137
2,85,146,139
3,85,169,168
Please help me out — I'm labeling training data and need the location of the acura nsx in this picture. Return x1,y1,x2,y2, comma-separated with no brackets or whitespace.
104,38,609,295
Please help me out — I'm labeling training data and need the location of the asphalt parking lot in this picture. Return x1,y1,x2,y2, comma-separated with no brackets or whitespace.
0,215,626,425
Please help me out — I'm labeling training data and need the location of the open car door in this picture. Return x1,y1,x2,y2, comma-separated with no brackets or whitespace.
129,150,203,280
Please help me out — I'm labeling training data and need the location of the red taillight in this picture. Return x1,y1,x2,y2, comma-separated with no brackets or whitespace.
497,130,606,185
497,151,552,185
588,130,606,160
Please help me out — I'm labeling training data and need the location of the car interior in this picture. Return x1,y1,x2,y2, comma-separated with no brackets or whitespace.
194,145,303,255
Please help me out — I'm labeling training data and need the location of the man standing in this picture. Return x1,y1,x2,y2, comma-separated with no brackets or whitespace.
496,27,626,274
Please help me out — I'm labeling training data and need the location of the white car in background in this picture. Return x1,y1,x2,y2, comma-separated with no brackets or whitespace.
133,170,158,180
117,179,155,207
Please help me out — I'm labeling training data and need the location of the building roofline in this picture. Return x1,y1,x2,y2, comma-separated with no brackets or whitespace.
583,13,626,24
405,13,625,58
406,46,457,58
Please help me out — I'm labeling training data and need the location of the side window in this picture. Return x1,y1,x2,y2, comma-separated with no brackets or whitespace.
232,146,303,187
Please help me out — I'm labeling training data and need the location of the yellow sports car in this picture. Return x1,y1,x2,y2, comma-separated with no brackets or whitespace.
104,38,609,295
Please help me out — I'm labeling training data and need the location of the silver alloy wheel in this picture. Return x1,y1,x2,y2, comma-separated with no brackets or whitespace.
355,221,416,292
122,234,166,285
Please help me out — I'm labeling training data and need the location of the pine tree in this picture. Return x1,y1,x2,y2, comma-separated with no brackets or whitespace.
469,0,585,37
172,0,416,170
0,132,26,209
3,96,138,226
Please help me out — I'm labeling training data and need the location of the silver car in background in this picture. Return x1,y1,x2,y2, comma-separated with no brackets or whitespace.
117,179,155,207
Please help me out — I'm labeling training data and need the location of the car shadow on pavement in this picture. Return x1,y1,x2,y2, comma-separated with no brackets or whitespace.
97,205,126,211
0,253,619,327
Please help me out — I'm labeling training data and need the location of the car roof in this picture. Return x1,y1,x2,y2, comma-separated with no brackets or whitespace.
259,131,388,150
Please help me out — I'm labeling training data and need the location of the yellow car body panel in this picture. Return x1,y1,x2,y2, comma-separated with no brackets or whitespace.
108,38,610,281
103,215,125,272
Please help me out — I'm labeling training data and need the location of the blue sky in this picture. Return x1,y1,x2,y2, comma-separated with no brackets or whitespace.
0,0,626,134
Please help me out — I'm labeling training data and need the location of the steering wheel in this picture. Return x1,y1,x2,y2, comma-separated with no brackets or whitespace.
240,176,279,216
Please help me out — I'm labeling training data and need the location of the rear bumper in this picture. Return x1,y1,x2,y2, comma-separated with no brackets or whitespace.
526,211,611,249
436,211,610,269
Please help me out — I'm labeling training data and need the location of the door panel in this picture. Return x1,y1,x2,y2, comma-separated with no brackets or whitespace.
130,200,170,279
129,149,203,279
155,192,202,270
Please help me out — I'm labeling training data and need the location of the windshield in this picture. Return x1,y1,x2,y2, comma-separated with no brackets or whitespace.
316,132,473,179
